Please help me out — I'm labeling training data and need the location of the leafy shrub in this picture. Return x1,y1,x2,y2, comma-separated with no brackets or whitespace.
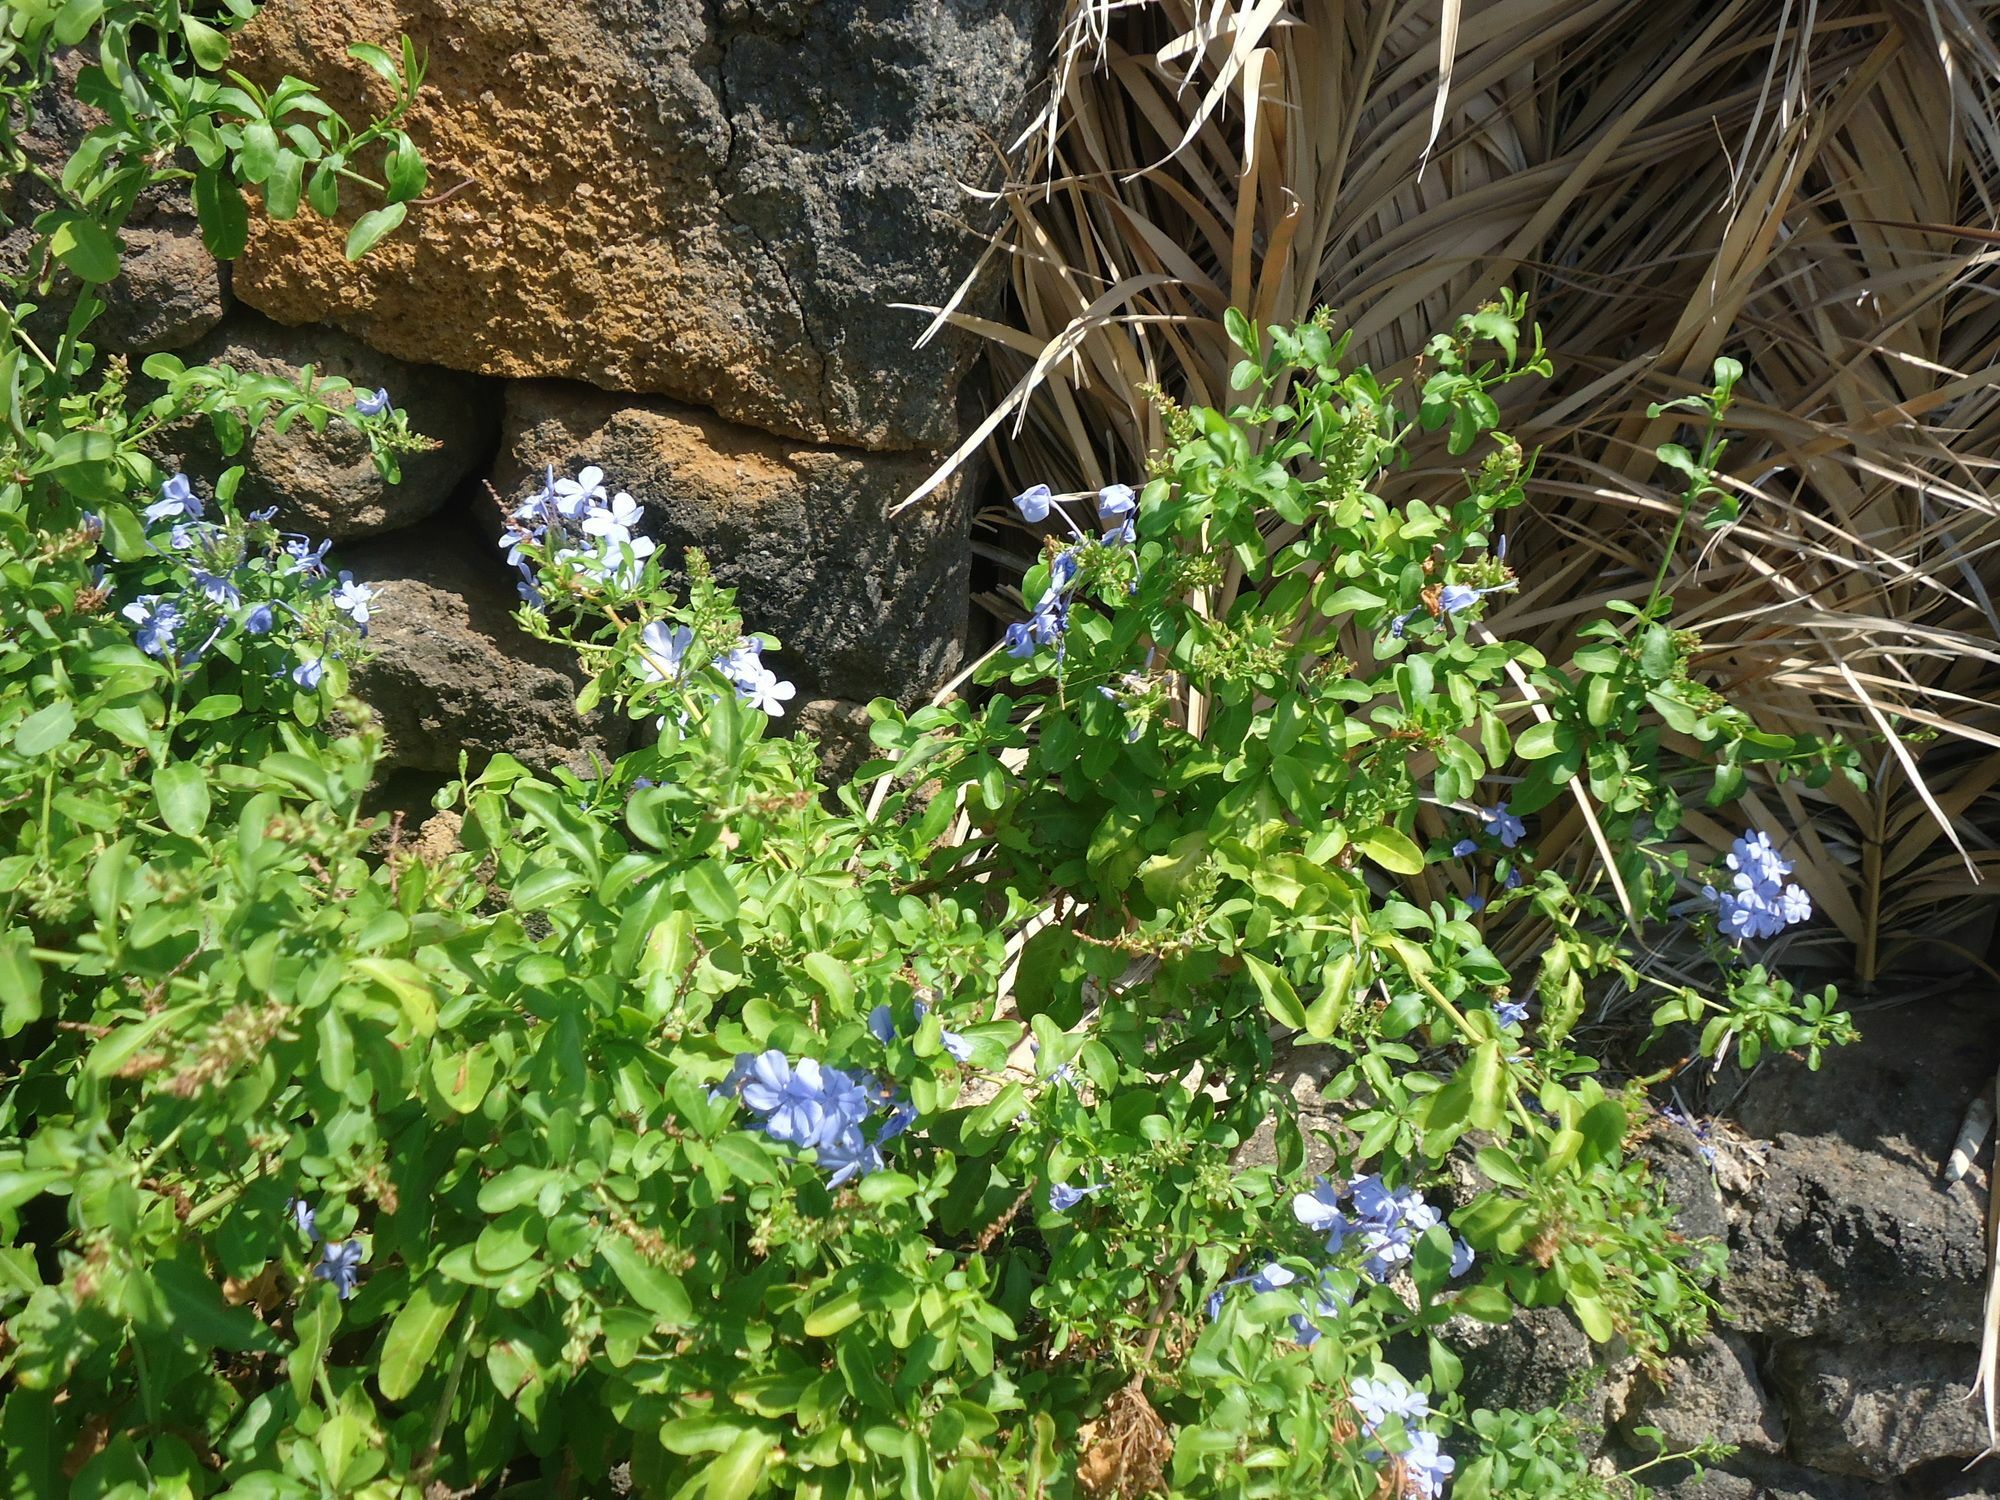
0,9,1859,1499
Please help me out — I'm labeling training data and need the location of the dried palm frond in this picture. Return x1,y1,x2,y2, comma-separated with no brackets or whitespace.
915,0,2000,977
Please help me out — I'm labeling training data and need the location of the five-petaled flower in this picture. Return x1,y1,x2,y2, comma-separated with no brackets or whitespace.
144,474,202,524
331,572,376,628
354,387,391,417
313,1239,363,1299
1011,483,1053,523
1479,801,1526,848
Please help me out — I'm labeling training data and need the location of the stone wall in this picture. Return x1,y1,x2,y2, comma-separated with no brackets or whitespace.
84,0,1058,777
1506,996,2000,1499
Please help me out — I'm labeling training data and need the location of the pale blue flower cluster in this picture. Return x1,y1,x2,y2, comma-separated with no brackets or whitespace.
1292,1174,1473,1283
122,473,367,687
1350,1372,1455,1499
1701,828,1812,941
502,464,657,604
1003,483,1139,660
717,1050,915,1187
1203,1259,1353,1345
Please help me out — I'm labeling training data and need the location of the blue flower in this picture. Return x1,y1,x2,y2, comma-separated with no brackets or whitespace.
637,621,692,683
1479,801,1526,848
247,505,280,523
1097,483,1136,519
121,596,183,658
1048,1181,1105,1212
1351,1373,1429,1431
873,1099,918,1145
1700,827,1812,942
1296,1174,1445,1282
313,1239,363,1298
292,657,326,690
1003,620,1039,659
1451,838,1478,857
867,1003,896,1044
1439,583,1481,614
283,536,333,577
1450,1237,1475,1277
1493,998,1529,1029
1101,516,1136,546
288,1198,318,1240
1011,484,1053,523
144,473,202,524
553,465,609,519
354,387,391,417
332,572,376,627
816,1132,884,1189
581,489,645,541
192,570,240,606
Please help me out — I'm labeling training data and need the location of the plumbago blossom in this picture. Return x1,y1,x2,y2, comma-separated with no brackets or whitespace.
509,465,799,718
715,1050,914,1188
119,472,370,686
501,464,657,603
1701,828,1812,941
1292,1174,1474,1284
1002,482,1141,660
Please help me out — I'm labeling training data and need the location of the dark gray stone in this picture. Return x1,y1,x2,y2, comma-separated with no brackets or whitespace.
340,522,629,775
155,310,498,542
492,381,969,706
1,55,229,354
1713,996,1995,1345
1448,1305,1605,1418
233,0,1062,450
1769,1339,1990,1480
1618,1331,1786,1456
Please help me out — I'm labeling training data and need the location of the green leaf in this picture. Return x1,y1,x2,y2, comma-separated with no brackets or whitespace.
703,1428,778,1500
346,42,403,83
802,1286,864,1338
682,859,739,926
153,1257,281,1353
194,167,249,259
595,1235,691,1326
377,1276,465,1401
801,952,854,1012
182,16,231,69
46,213,121,283
1453,1282,1513,1323
12,702,75,757
1514,720,1565,760
1243,953,1309,1031
384,137,428,203
153,761,211,838
1354,826,1425,875
0,932,42,1038
344,203,407,261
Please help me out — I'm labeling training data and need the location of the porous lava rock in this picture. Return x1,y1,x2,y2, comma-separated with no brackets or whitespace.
156,310,496,542
490,381,968,705
228,0,1059,449
339,522,629,774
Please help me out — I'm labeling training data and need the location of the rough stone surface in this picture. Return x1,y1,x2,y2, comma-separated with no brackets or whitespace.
1448,1306,1600,1419
795,697,879,786
492,381,969,704
1,60,229,354
1769,1340,1992,1480
1715,996,1995,1345
230,0,1059,450
155,311,496,542
340,522,629,774
1617,1332,1786,1456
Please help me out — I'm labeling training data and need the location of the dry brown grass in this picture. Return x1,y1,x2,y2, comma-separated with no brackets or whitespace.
909,0,2000,979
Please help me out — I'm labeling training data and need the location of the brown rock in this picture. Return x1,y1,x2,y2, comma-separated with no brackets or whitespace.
156,310,496,542
228,0,1058,449
339,521,630,774
491,381,968,705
